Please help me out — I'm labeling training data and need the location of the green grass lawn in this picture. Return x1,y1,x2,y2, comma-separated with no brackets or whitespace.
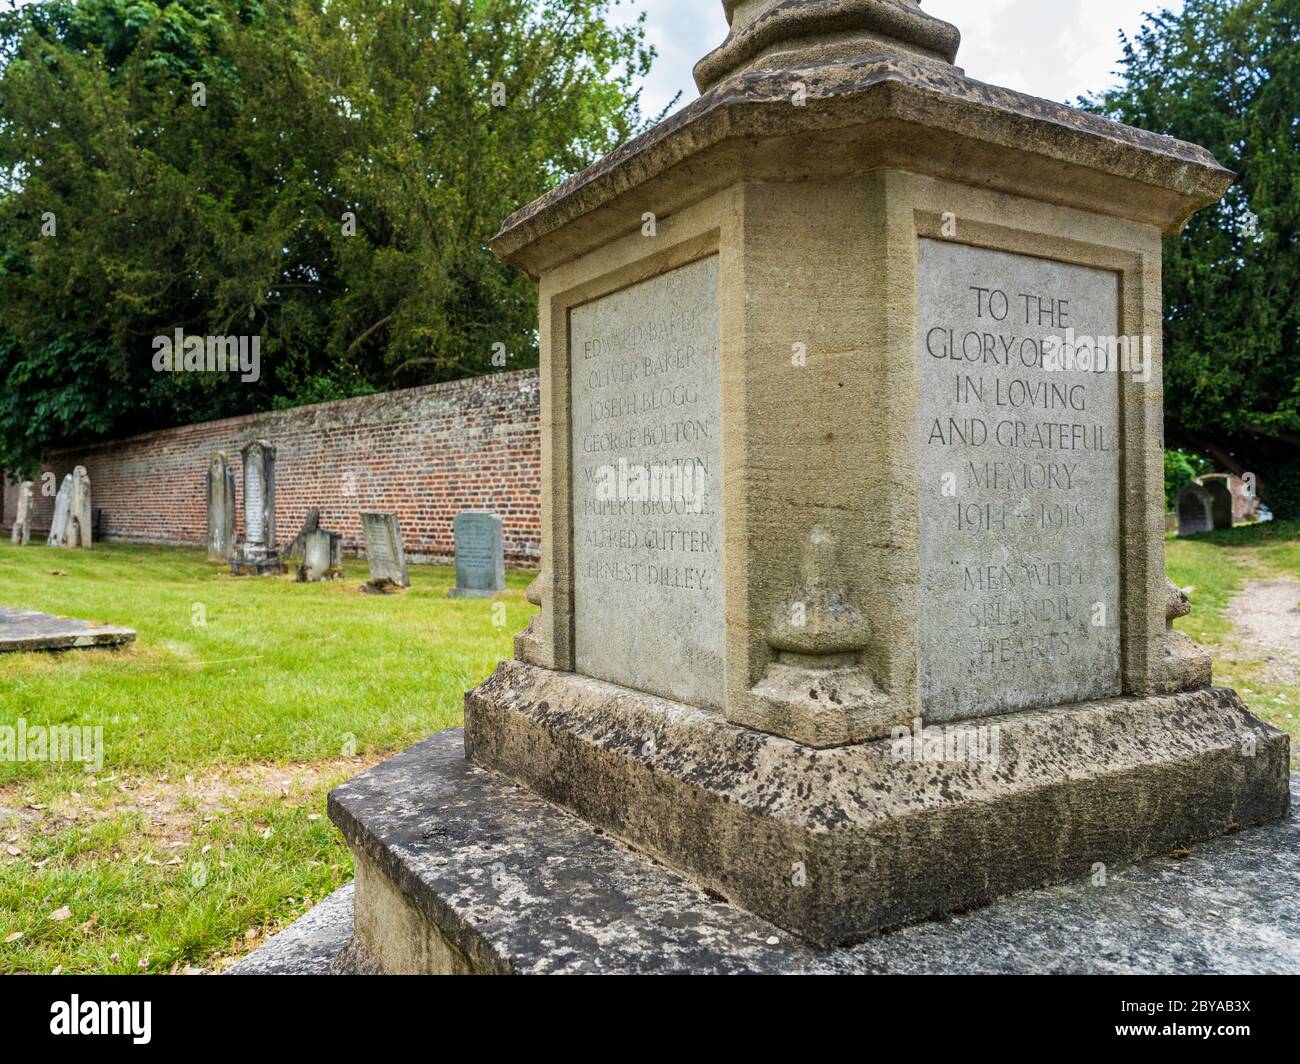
1166,520,1300,759
0,542,533,973
0,526,1295,974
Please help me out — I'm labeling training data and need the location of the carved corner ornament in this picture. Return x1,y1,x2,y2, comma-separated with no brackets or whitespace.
514,571,546,665
746,527,893,747
1152,576,1213,694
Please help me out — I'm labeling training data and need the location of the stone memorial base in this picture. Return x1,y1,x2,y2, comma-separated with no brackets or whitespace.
0,606,136,653
447,587,499,599
326,659,1295,954
317,727,1298,975
230,555,286,577
459,664,1288,945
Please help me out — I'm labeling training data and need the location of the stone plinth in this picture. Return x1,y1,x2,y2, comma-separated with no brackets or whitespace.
331,0,1290,957
316,728,1299,973
464,662,1288,946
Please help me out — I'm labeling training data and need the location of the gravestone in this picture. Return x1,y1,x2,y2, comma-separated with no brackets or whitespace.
231,440,285,576
449,512,506,599
286,508,321,560
360,512,408,592
330,0,1289,969
207,452,237,563
1177,482,1214,536
1200,477,1235,530
10,481,33,546
46,475,73,547
297,528,343,583
66,466,93,548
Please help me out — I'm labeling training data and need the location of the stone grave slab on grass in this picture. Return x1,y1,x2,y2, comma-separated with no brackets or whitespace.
0,606,135,653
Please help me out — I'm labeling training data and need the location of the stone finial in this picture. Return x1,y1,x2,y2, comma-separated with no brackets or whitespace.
695,0,962,93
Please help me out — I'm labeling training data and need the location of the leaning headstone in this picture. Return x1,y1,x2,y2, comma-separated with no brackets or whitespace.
46,474,73,547
449,512,505,598
297,528,343,583
329,1,1289,970
286,508,321,560
1177,482,1214,536
10,481,33,546
360,512,408,592
231,439,285,576
66,466,93,548
207,451,237,563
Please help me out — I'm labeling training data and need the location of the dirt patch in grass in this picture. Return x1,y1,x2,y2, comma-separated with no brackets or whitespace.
1225,578,1300,689
0,754,386,867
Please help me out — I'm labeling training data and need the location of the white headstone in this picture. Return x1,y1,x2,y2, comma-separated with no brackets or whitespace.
47,474,73,547
361,512,409,588
67,466,92,548
11,481,33,546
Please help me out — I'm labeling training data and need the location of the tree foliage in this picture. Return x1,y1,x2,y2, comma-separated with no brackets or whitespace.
0,0,654,473
1084,0,1300,517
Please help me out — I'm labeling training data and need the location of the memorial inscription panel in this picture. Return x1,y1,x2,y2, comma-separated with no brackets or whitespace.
917,239,1122,721
570,256,724,710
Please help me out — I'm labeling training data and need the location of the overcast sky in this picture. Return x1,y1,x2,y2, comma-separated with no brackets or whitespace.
615,0,1185,118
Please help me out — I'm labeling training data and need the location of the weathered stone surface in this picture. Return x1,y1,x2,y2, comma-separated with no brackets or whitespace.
465,660,1289,946
360,512,409,589
66,466,93,549
492,58,1233,275
206,452,237,563
0,606,135,653
10,481,33,546
285,507,321,560
1154,577,1213,695
326,728,1300,974
297,529,342,583
917,240,1122,721
696,0,962,91
738,527,891,746
231,440,285,575
46,475,73,547
226,883,356,975
449,511,505,598
569,256,724,710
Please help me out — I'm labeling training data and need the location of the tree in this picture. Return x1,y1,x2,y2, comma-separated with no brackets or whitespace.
0,0,655,474
1084,0,1300,517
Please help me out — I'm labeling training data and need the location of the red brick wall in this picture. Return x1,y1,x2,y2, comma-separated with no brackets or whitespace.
2,370,541,565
